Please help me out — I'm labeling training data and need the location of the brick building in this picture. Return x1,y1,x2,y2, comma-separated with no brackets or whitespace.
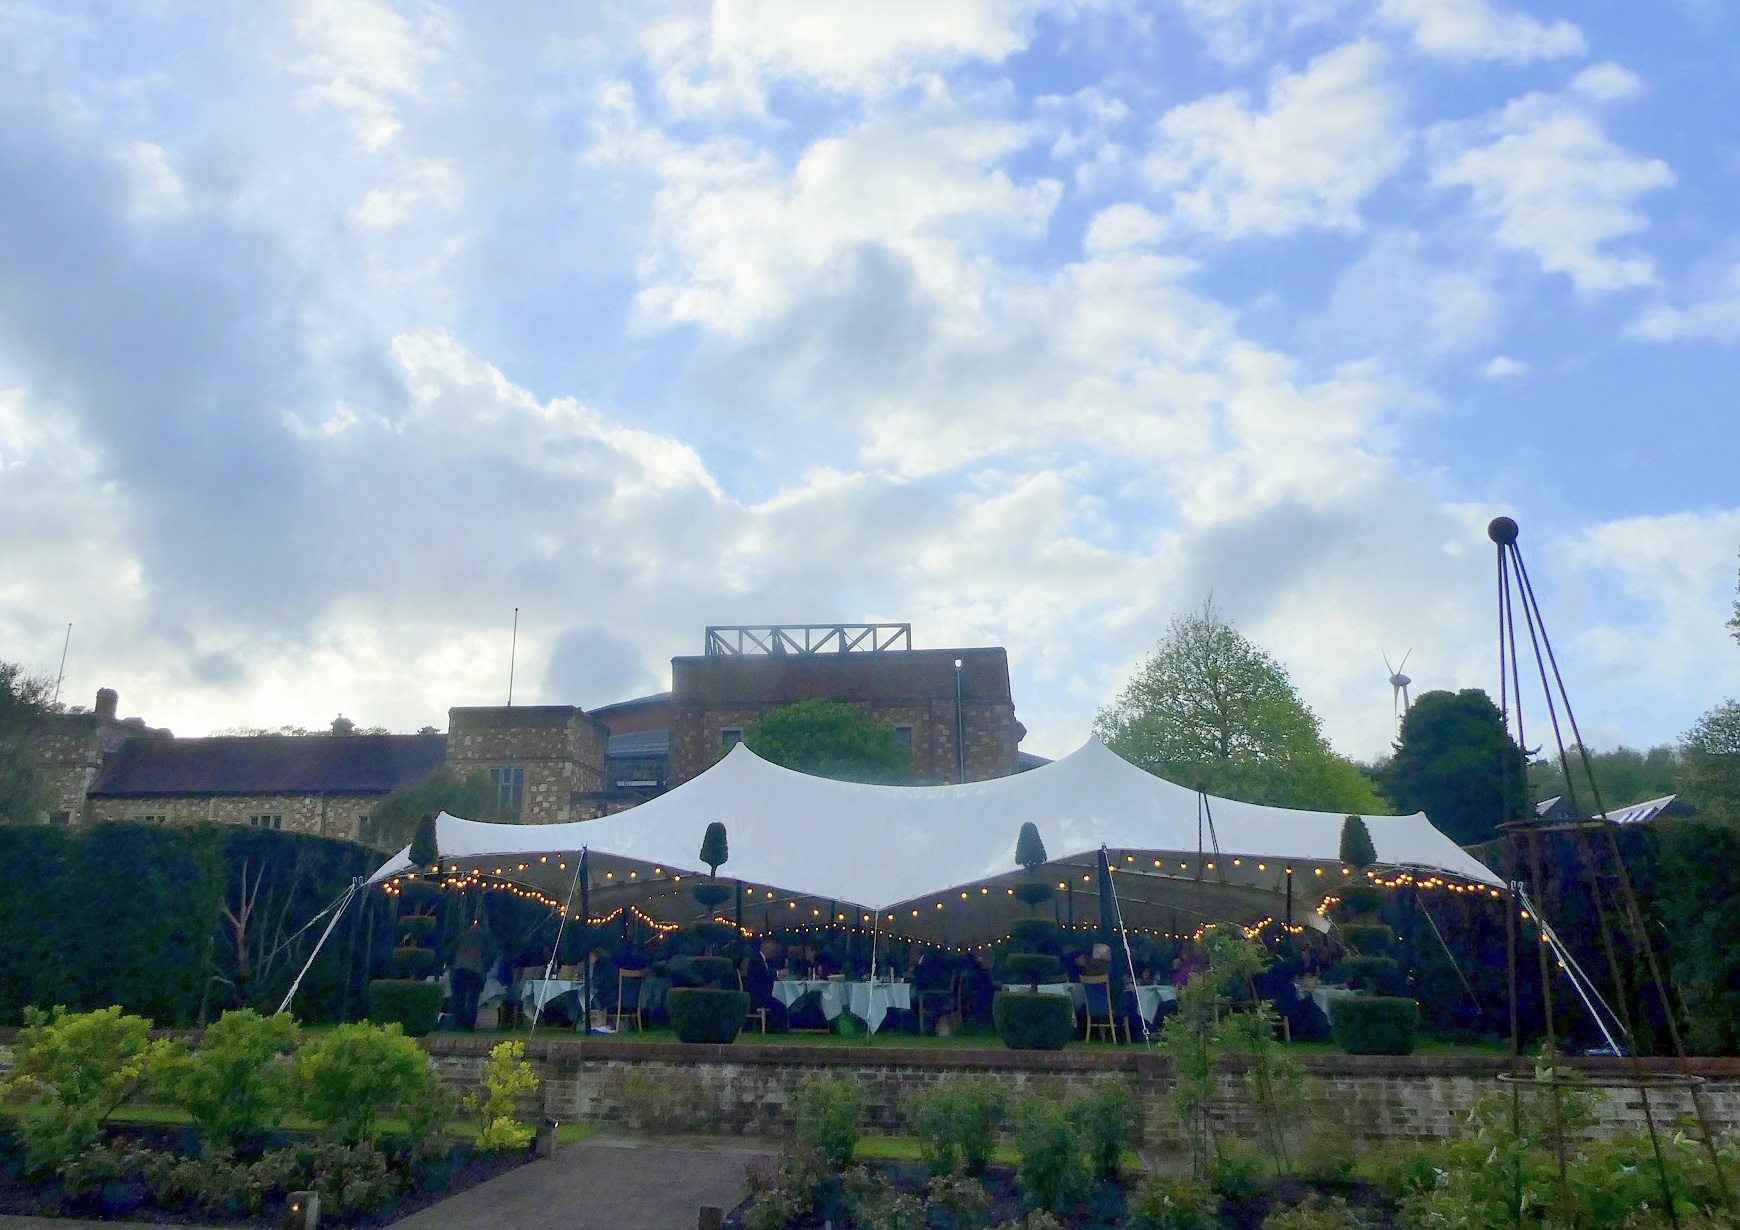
667,627,1025,787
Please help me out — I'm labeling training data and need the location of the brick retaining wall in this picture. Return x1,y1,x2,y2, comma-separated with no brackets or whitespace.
420,1036,1740,1149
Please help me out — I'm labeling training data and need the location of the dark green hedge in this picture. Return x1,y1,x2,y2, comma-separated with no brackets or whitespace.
666,988,749,1043
366,979,443,1036
993,991,1074,1050
1331,996,1419,1055
0,823,380,1027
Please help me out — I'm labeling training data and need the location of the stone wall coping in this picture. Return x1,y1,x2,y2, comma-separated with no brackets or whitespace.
414,1033,1740,1080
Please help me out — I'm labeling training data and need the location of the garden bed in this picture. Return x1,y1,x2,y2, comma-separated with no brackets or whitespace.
0,1123,533,1226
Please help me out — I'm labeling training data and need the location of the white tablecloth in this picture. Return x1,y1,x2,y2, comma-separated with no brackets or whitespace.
1306,985,1358,1020
1006,981,1087,1009
772,979,910,1034
1004,981,1176,1024
1131,984,1177,1023
522,978,584,1013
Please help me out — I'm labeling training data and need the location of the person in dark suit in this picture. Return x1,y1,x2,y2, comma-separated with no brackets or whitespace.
744,937,788,1031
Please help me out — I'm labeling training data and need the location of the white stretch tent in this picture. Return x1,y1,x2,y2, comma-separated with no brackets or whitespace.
369,739,1501,946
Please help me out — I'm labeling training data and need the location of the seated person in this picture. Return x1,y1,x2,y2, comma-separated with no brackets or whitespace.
910,946,956,1034
958,951,996,1034
743,938,790,1031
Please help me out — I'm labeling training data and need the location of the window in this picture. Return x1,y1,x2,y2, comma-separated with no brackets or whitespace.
133,814,167,826
719,728,743,752
247,813,283,830
356,813,376,844
489,766,524,813
49,811,70,826
893,725,913,752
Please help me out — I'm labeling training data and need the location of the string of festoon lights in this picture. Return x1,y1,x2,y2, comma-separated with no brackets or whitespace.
378,856,1505,954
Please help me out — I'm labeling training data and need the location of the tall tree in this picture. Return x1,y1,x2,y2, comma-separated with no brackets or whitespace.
1092,603,1386,813
1680,701,1740,828
1528,744,1682,810
743,699,915,784
0,662,54,824
1378,688,1528,845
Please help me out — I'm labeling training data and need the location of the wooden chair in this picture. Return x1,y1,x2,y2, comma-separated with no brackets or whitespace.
737,970,769,1034
1082,975,1126,1043
612,968,646,1032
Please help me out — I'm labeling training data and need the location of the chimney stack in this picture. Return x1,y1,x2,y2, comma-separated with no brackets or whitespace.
94,688,118,721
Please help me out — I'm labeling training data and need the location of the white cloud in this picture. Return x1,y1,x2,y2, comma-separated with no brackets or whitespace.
593,85,1060,338
1146,40,1408,238
291,0,452,151
1429,69,1673,293
352,156,458,227
1377,0,1585,64
114,141,188,218
1566,510,1740,718
1629,261,1740,343
1481,354,1528,377
1170,0,1355,65
1311,229,1499,361
642,0,1050,115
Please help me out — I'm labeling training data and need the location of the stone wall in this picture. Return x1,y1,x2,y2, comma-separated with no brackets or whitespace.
84,792,378,839
446,706,609,825
29,692,170,826
420,1036,1740,1148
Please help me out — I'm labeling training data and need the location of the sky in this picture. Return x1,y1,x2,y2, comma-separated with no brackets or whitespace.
1,0,1737,763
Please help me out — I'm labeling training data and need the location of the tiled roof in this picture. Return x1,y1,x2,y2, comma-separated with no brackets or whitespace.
91,733,448,797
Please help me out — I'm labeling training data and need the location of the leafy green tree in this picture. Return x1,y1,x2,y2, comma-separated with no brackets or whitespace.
1378,689,1527,845
1680,701,1740,828
0,661,53,824
364,766,502,849
1528,743,1682,811
743,699,915,784
1092,603,1385,813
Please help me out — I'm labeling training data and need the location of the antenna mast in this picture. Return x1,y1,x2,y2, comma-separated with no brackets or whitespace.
52,623,72,708
507,608,519,707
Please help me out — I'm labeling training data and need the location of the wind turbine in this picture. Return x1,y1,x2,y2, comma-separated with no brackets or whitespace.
1384,650,1412,731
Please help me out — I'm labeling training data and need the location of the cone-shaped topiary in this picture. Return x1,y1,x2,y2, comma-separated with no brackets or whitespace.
692,882,733,913
700,822,729,876
1339,815,1376,871
409,812,439,868
1015,822,1048,869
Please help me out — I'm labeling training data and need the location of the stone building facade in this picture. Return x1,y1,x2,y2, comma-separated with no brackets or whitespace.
666,645,1023,787
446,705,609,826
18,625,1030,842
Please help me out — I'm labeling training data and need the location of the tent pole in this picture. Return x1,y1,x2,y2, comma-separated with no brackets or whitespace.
872,911,879,982
1103,847,1150,1048
277,877,362,1017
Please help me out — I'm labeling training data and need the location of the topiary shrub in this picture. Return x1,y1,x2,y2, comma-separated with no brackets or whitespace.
1334,954,1403,996
1329,882,1384,921
691,882,733,913
365,980,442,1037
1013,882,1055,911
1003,953,1063,989
1337,922,1395,956
665,988,749,1043
1006,919,1061,953
687,956,738,989
1330,996,1419,1055
993,992,1074,1051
